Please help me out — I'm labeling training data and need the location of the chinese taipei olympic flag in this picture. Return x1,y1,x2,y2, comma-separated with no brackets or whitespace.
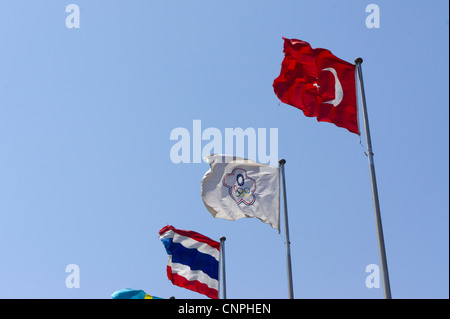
159,225,220,299
201,154,280,231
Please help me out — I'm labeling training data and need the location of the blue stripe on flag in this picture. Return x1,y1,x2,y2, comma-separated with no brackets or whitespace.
161,238,219,280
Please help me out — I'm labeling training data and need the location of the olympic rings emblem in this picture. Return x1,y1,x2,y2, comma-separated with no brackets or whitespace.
235,187,251,197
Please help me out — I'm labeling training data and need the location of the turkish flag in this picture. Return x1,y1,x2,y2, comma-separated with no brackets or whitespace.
273,38,359,135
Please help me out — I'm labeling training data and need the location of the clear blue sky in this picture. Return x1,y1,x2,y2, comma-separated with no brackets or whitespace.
0,1,448,299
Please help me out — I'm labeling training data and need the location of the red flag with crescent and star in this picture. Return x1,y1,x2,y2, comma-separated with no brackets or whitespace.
273,38,359,135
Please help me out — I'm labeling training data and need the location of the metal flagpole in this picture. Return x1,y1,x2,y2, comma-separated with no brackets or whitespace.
279,159,294,299
219,236,227,299
354,58,392,299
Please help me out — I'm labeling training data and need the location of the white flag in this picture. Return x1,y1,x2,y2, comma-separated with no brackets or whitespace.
201,154,280,231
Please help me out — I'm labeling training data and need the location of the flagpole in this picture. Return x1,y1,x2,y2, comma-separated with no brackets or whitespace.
279,159,294,299
219,236,227,299
355,58,392,299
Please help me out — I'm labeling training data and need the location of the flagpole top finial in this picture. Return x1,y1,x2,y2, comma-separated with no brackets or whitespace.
220,236,226,242
279,159,286,165
355,57,363,65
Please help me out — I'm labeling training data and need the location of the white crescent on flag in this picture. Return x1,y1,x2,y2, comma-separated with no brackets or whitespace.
322,67,343,107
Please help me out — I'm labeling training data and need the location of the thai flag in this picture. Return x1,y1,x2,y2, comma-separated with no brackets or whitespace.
159,225,220,299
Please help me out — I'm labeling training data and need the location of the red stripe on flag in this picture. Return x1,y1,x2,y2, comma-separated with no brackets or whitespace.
166,266,219,299
159,225,220,251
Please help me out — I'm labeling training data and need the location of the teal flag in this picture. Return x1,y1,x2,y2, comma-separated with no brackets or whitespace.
111,288,163,299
